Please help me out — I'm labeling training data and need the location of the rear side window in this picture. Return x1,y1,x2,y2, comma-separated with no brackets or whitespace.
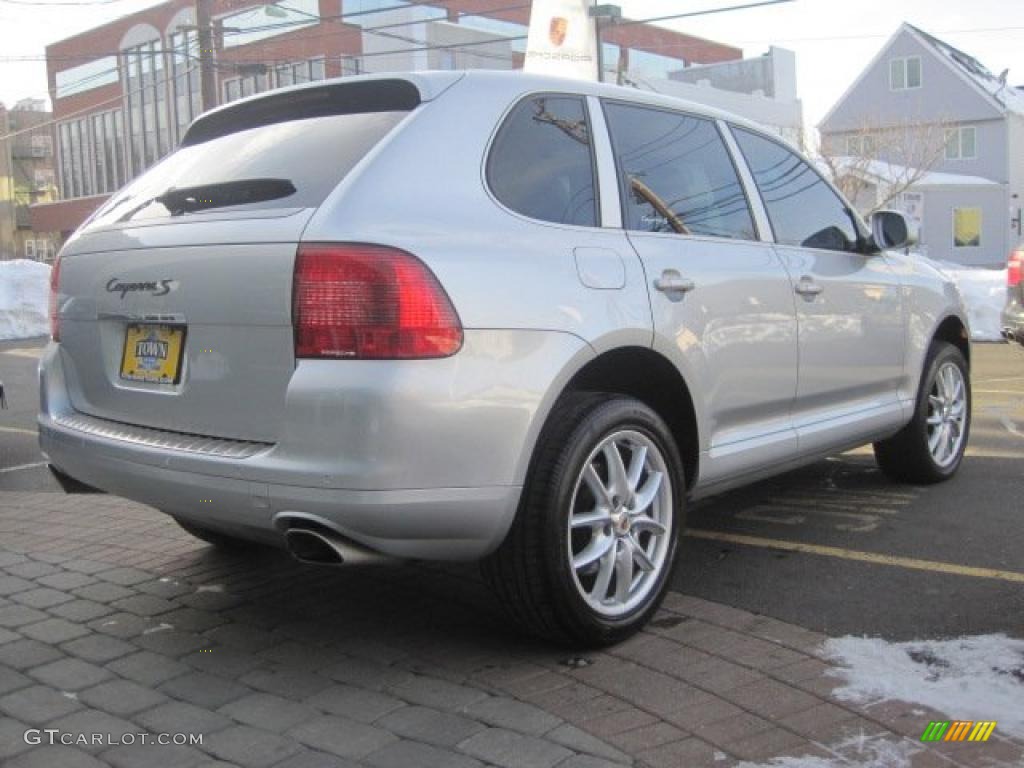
732,127,860,252
487,95,598,227
603,101,755,241
89,111,408,227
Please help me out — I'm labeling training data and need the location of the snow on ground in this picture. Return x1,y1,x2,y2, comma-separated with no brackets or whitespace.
824,633,1024,739
0,259,50,341
922,257,1008,342
739,634,1024,768
737,735,922,768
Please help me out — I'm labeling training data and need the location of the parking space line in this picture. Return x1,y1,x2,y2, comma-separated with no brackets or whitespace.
0,425,38,436
686,529,1024,583
0,347,44,359
0,461,47,474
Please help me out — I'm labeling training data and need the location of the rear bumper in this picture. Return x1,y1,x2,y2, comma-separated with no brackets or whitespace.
39,423,520,559
39,329,593,560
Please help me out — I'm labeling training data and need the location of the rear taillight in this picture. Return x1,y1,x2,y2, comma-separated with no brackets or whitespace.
292,243,463,360
1009,250,1023,288
49,254,61,342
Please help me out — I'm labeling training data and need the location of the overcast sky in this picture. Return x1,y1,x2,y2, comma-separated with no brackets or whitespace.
1,0,1022,132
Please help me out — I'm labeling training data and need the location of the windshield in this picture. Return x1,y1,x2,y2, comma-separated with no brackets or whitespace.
89,110,409,227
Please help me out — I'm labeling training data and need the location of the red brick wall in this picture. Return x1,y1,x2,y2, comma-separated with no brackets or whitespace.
29,195,111,237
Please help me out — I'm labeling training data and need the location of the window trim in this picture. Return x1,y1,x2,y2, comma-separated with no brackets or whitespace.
482,91,603,231
890,55,922,91
952,206,982,248
729,124,871,254
599,97,761,244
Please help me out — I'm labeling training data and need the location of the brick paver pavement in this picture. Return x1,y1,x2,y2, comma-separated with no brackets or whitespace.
0,492,1020,767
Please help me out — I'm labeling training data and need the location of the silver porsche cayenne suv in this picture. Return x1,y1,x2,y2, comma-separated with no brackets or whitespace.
39,71,972,645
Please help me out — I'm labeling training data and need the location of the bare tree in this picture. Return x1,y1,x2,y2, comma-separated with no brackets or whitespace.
814,117,951,215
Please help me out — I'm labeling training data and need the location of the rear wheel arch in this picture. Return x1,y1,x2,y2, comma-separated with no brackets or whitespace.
534,346,700,494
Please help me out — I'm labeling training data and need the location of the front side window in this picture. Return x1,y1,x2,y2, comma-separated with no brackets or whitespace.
953,207,981,247
603,102,755,240
734,127,861,253
487,95,597,227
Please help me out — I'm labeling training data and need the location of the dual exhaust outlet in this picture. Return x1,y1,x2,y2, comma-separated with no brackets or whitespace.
1001,327,1019,344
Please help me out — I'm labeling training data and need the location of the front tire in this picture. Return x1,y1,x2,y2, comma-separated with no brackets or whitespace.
874,341,970,483
482,393,685,647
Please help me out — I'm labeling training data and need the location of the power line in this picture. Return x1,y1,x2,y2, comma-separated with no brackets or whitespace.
0,2,523,140
0,0,810,142
0,0,133,5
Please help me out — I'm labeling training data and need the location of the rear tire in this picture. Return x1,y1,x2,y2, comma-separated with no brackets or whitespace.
482,393,685,647
874,341,970,484
173,518,256,550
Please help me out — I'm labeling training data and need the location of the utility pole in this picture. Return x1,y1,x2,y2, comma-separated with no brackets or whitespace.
195,0,217,113
588,4,621,83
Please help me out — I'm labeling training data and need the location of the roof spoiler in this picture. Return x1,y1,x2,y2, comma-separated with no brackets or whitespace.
182,76,440,147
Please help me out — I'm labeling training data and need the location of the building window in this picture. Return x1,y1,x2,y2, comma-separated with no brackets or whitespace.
890,56,922,90
57,110,125,200
945,126,977,160
30,135,52,157
25,240,36,259
57,117,94,199
341,56,363,76
953,207,981,248
845,134,878,156
169,29,201,143
273,58,327,88
222,71,270,103
123,40,172,175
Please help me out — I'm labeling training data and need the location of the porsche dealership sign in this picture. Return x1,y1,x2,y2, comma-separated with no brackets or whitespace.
524,0,599,81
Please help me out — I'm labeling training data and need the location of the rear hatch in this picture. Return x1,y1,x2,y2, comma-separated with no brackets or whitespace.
54,78,433,443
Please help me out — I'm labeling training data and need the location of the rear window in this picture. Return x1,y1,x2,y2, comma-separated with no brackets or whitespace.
88,111,408,227
487,95,598,227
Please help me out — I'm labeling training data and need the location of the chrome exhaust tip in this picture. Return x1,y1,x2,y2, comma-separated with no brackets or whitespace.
283,525,392,566
1001,328,1016,342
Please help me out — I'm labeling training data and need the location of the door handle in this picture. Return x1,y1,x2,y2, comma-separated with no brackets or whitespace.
794,277,824,297
654,273,695,294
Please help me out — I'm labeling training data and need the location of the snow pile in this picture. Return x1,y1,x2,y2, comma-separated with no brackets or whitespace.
823,633,1024,740
0,259,51,341
922,257,1007,342
738,735,922,767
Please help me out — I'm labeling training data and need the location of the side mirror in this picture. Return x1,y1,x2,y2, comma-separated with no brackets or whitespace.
869,210,915,250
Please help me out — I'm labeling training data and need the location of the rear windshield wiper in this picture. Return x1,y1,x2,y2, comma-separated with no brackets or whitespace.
155,177,296,216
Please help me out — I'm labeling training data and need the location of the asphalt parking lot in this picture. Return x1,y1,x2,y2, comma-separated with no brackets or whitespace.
2,337,1023,645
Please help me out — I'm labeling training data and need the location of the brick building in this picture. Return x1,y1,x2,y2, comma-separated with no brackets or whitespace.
32,0,742,240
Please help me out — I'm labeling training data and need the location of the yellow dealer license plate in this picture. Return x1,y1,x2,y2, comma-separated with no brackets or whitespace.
120,323,186,384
